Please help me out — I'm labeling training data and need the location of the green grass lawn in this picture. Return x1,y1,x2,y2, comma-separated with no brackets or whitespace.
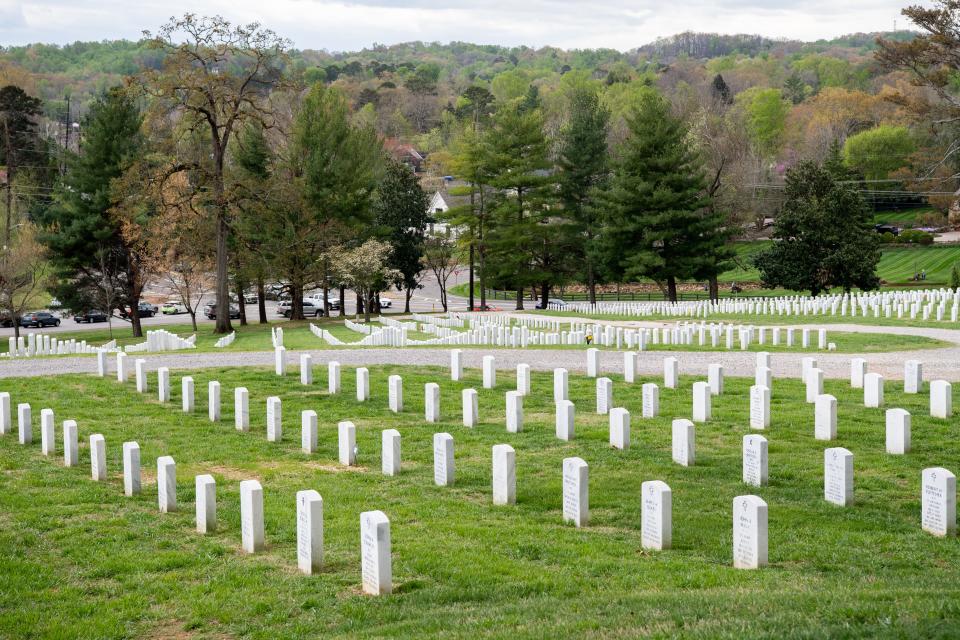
2,364,960,637
873,208,940,228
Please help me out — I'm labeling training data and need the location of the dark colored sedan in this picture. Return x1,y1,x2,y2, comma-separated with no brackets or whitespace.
21,312,61,328
74,310,109,323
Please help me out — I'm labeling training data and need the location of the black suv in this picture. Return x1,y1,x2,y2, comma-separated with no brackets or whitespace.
119,302,157,319
21,312,61,328
74,310,109,323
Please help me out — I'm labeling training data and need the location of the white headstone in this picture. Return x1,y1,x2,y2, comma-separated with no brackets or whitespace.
301,410,318,453
388,375,403,413
135,359,147,393
360,510,392,595
506,391,523,433
750,385,770,429
17,403,31,445
596,377,612,415
642,383,660,418
425,383,440,422
90,433,106,481
886,408,910,455
434,432,455,486
297,489,324,575
483,355,496,389
708,363,724,396
815,394,837,440
492,444,516,505
450,349,463,381
516,363,531,396
756,351,770,370
158,367,170,403
931,380,953,419
562,457,589,528
904,360,922,394
922,467,957,537
116,352,128,382
733,495,768,569
274,346,286,376
97,351,107,377
234,387,249,432
664,357,678,389
208,381,221,422
804,368,822,404
641,480,672,550
742,435,768,487
195,474,216,534
63,420,78,467
586,348,600,377
850,358,866,389
122,441,140,496
40,408,54,456
182,377,195,413
800,357,816,384
553,368,568,403
356,367,370,402
692,381,711,422
338,421,356,466
266,396,282,442
824,447,854,506
672,418,695,466
382,429,401,476
300,354,313,385
328,361,341,394
609,407,630,450
623,351,636,383
0,392,9,435
157,455,176,512
240,479,265,553
864,373,884,408
754,366,772,391
462,389,478,428
546,391,574,440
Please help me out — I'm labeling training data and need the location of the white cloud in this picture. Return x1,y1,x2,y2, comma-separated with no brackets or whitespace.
0,0,908,50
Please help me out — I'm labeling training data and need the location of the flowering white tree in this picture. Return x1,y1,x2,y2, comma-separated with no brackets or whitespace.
327,240,400,323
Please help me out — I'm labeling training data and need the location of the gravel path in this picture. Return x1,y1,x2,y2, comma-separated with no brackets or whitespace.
1,321,958,382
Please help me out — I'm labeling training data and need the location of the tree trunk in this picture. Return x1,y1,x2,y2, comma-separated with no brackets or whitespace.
540,281,549,309
130,306,142,338
257,278,267,324
214,212,232,334
13,319,19,341
404,287,412,313
479,251,487,312
365,291,372,323
468,243,475,311
189,310,198,332
439,281,448,312
587,264,596,305
667,275,678,303
290,283,304,321
235,277,248,326
515,287,524,311
322,281,329,317
709,276,719,302
356,291,362,316
339,285,346,317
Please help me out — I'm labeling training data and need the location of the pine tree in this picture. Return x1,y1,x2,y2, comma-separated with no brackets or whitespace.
596,89,728,302
39,87,147,335
753,160,880,295
556,88,610,305
483,101,555,309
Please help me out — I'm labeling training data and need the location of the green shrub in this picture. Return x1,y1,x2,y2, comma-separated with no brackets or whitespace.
951,263,960,290
879,231,896,243
898,229,935,244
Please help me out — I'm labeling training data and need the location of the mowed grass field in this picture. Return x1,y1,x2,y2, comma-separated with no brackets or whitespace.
2,364,960,638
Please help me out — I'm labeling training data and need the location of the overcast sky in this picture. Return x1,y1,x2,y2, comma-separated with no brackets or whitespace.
0,0,911,51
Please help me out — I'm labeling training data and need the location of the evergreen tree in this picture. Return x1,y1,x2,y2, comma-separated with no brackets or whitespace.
374,160,429,313
753,160,880,295
556,88,610,304
0,85,45,243
39,87,148,335
233,123,274,324
483,101,555,309
710,74,732,105
596,89,727,302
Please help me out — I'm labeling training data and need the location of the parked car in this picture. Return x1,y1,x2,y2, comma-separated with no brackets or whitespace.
161,300,187,315
119,302,157,319
306,293,341,311
74,309,109,323
21,312,61,328
379,296,393,309
276,300,292,315
281,299,325,318
243,291,258,305
204,303,241,320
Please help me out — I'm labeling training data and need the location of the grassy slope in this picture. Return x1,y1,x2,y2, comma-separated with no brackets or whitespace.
2,366,960,638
